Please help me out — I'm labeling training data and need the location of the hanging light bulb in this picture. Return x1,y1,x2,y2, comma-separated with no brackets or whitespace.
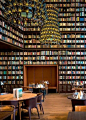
18,7,22,12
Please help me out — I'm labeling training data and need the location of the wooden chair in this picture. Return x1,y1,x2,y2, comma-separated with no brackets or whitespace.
33,88,46,102
33,88,41,93
75,106,86,111
0,105,15,120
37,93,44,114
1,101,19,120
21,96,40,120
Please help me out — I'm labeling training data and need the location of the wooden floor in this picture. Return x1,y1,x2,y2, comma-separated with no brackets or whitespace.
21,93,72,120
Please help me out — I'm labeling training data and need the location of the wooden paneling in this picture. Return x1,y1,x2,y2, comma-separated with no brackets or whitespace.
24,65,58,91
24,66,27,86
35,67,43,83
51,66,57,87
43,66,52,86
27,67,34,85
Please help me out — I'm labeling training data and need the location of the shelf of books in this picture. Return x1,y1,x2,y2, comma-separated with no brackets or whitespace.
24,50,58,65
0,51,23,87
0,1,24,48
57,0,86,92
59,50,86,92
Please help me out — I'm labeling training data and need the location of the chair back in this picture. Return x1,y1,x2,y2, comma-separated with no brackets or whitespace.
37,93,43,102
75,106,86,111
24,96,37,108
33,88,41,93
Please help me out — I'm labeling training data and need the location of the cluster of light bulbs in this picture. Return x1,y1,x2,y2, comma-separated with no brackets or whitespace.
3,0,46,26
40,4,61,45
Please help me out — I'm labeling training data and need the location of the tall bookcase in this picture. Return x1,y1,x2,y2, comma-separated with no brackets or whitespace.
1,0,86,93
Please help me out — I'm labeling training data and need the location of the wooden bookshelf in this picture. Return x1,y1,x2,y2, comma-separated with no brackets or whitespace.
1,0,86,93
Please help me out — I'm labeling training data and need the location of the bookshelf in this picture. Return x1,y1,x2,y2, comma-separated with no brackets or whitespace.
1,0,86,93
0,51,23,92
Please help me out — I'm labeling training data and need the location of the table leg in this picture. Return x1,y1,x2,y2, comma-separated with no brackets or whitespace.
71,100,75,111
18,102,21,120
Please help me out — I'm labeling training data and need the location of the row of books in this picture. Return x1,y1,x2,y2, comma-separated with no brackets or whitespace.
59,51,86,55
60,23,75,26
25,45,60,48
63,45,86,48
0,20,23,38
24,51,58,55
0,57,7,60
7,76,23,79
24,56,58,60
0,66,23,72
24,61,58,65
45,0,76,2
0,61,23,65
23,27,40,31
8,66,23,70
60,56,86,60
7,71,23,74
0,27,23,43
0,34,23,48
0,70,23,75
5,80,23,84
60,28,86,31
63,40,86,43
23,22,39,27
62,34,86,38
60,8,85,13
59,80,86,85
24,35,40,38
0,61,7,65
59,17,75,21
59,76,86,79
7,52,23,56
0,66,7,69
60,3,85,7
3,51,86,56
62,71,86,74
8,61,23,65
8,57,23,60
24,39,40,44
59,70,86,74
59,13,75,17
59,65,86,69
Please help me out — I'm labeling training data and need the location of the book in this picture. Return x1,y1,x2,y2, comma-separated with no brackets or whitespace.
13,88,22,98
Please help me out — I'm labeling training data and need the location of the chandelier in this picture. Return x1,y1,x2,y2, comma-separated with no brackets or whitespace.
40,4,62,45
3,0,46,26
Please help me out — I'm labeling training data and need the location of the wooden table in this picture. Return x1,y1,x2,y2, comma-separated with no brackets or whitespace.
67,95,86,111
0,105,14,120
72,88,86,91
67,112,86,120
0,93,37,120
0,93,37,101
